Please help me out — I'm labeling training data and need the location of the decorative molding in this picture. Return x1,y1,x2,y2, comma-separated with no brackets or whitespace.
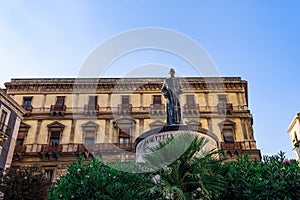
4,77,247,94
47,121,65,131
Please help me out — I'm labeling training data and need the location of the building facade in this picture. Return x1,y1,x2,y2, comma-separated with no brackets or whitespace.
0,89,25,172
4,77,260,182
288,113,300,160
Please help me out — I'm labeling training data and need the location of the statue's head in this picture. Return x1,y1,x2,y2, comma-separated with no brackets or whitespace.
169,68,175,77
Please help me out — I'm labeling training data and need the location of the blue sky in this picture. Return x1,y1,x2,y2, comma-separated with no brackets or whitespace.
0,1,299,158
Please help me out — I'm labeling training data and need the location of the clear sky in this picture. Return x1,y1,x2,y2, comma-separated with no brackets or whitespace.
0,1,299,158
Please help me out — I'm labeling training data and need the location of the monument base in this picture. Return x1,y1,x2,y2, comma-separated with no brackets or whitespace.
134,125,219,163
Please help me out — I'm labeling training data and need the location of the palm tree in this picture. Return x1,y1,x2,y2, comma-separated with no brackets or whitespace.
141,133,226,200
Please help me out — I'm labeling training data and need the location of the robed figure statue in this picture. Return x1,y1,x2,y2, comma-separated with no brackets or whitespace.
161,68,183,125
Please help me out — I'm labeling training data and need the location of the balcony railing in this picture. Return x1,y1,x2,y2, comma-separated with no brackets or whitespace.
116,143,134,151
18,104,249,116
24,105,33,112
50,105,66,116
220,141,257,150
149,104,165,115
117,104,132,114
41,144,63,153
85,143,134,152
217,103,233,115
220,142,242,150
19,143,135,154
183,103,200,115
14,145,27,153
84,104,100,115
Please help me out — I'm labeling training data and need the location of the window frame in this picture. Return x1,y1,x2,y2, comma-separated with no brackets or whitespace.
121,96,130,105
23,97,33,111
218,94,227,104
55,96,65,106
0,105,11,133
47,121,65,145
82,121,99,146
84,129,96,146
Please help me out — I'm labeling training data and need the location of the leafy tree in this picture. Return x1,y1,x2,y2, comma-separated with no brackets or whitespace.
0,166,48,200
48,157,152,200
141,133,227,200
221,151,300,200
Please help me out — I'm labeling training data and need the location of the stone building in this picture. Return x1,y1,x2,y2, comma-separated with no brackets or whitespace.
0,89,25,172
4,77,260,182
288,113,300,160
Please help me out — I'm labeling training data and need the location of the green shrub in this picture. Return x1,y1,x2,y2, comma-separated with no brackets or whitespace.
221,151,300,200
0,166,48,200
48,157,151,200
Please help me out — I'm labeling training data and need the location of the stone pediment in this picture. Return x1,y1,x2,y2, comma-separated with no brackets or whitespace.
47,121,65,131
113,118,136,130
186,120,201,127
218,119,236,129
82,121,99,131
149,120,165,129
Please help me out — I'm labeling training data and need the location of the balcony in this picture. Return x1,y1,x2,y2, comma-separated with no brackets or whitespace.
0,123,11,142
217,103,233,115
14,145,27,153
24,105,33,112
50,105,66,116
183,103,200,115
149,104,165,116
41,144,63,153
84,104,100,115
85,143,134,152
117,104,132,115
220,142,242,150
116,143,135,151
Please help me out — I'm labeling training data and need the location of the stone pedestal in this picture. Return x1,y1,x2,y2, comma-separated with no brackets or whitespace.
135,125,219,163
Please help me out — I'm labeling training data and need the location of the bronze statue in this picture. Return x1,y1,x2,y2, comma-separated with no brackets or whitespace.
161,68,182,125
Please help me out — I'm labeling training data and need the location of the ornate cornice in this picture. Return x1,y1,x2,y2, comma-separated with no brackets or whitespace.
4,77,247,94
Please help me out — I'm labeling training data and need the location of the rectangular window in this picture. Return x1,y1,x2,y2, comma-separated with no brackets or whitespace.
119,129,130,144
55,96,65,106
0,110,8,131
223,129,234,143
49,131,60,145
16,138,24,146
186,95,195,107
218,95,227,104
122,96,130,105
45,170,53,183
153,95,162,105
119,137,130,144
23,97,33,111
84,130,95,146
16,131,26,145
88,96,98,106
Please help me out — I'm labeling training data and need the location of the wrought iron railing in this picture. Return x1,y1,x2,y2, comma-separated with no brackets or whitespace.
84,104,100,114
220,141,256,150
20,143,135,153
14,145,27,153
23,105,33,112
41,144,63,153
50,105,66,112
217,103,233,114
